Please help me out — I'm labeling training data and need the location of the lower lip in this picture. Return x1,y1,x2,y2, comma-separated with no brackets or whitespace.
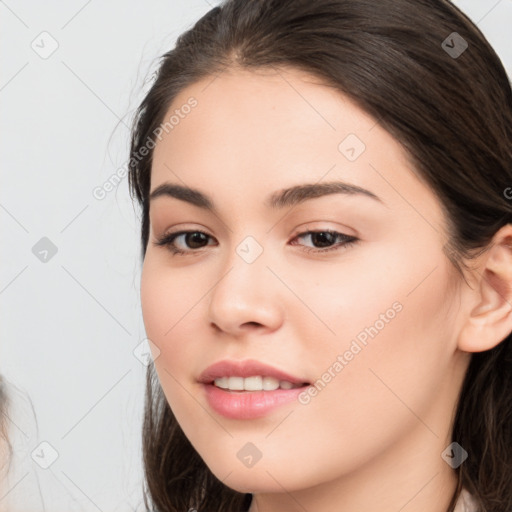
202,383,308,419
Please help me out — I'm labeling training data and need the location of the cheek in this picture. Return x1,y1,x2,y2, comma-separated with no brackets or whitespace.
312,237,454,351
269,253,455,476
301,244,456,423
140,260,170,345
286,246,407,363
140,257,200,372
140,258,209,431
294,236,452,374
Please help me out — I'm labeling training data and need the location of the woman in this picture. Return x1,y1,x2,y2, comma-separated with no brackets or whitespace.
127,0,512,510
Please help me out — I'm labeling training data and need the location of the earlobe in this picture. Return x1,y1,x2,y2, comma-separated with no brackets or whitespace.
457,225,512,353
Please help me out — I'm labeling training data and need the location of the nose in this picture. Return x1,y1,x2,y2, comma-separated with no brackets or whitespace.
207,245,285,337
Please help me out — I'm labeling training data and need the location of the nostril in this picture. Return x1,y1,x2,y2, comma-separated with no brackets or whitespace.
244,321,262,328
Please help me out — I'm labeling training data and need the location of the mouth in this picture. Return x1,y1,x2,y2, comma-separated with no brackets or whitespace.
198,359,311,419
198,358,310,388
209,376,309,392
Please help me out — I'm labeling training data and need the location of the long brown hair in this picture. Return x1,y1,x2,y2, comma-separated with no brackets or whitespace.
127,1,512,510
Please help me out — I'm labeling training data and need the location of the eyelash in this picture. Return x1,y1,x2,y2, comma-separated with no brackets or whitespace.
154,229,359,256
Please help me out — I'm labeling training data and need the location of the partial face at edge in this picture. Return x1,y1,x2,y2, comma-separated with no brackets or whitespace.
140,66,468,493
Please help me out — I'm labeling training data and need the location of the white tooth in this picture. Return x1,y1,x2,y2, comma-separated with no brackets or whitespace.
214,376,300,391
228,376,245,391
262,376,280,391
214,377,229,389
244,376,263,391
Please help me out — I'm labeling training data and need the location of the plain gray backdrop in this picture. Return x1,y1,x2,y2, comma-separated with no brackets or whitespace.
1,1,511,510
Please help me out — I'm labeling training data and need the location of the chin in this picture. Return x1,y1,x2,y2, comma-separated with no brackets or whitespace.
219,473,287,494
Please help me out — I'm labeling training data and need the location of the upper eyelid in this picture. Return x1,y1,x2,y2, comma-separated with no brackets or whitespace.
162,227,352,238
161,218,355,236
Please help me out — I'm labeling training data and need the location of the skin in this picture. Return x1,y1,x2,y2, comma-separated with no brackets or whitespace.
140,66,512,512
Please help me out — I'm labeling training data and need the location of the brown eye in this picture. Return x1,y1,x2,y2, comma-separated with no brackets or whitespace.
184,232,209,248
290,230,359,254
154,230,216,255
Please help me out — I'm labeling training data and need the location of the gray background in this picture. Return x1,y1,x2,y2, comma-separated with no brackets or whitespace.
1,1,511,510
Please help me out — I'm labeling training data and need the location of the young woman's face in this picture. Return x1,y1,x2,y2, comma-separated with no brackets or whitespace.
141,67,470,500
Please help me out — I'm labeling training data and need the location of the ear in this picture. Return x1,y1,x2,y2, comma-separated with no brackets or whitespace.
458,224,512,353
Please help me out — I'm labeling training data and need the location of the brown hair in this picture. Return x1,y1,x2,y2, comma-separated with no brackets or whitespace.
127,0,512,510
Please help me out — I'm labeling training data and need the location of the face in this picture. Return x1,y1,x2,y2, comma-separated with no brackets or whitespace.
140,67,470,497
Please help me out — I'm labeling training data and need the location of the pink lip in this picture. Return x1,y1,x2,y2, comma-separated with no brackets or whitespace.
198,359,308,385
198,359,310,420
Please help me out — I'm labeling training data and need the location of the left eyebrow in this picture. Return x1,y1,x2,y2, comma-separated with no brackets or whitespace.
148,180,385,211
267,181,385,209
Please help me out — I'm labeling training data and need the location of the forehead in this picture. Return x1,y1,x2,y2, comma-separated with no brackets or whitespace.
149,66,444,229
152,67,380,171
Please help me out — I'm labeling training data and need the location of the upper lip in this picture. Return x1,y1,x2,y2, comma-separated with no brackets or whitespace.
198,359,309,385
